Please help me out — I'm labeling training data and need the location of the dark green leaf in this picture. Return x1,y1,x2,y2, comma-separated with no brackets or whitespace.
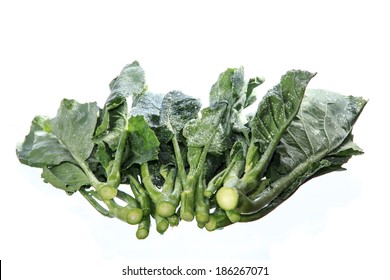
124,115,160,168
273,89,367,175
250,70,316,153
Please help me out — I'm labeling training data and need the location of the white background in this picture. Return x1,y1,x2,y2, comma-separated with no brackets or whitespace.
1,0,389,279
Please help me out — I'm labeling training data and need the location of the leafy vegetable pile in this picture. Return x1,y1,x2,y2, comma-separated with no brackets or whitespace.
16,61,366,239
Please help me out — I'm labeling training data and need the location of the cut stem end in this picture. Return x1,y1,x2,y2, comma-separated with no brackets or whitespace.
216,186,239,211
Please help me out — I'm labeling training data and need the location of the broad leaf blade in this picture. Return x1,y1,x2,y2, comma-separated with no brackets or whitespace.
50,99,99,161
124,115,160,167
95,61,145,143
106,61,146,109
209,67,245,108
250,70,316,152
16,116,75,167
130,92,164,128
41,162,90,194
184,67,247,156
183,105,227,155
160,90,201,142
244,89,366,213
273,89,367,175
244,70,316,180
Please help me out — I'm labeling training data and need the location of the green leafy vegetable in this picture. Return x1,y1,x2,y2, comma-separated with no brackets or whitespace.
215,70,316,212
16,61,366,238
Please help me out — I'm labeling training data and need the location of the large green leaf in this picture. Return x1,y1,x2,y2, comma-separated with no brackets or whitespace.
241,89,367,214
209,67,245,108
106,61,146,109
130,92,164,128
95,61,145,147
124,115,160,168
183,104,227,155
243,70,316,182
16,116,75,167
160,90,201,141
183,67,249,156
272,89,367,175
50,99,99,161
250,70,316,152
41,162,90,194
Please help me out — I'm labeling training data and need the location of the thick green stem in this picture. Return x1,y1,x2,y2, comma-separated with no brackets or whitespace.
78,116,129,201
225,209,241,223
136,214,151,240
248,179,270,198
155,213,169,234
171,134,187,186
75,156,117,200
140,162,161,203
239,155,324,214
107,123,128,184
104,199,142,225
205,209,232,231
215,186,240,211
180,144,210,221
207,136,245,201
181,105,226,221
129,175,151,216
240,177,304,223
161,168,176,194
204,168,226,197
116,189,138,209
240,124,294,194
180,179,195,222
167,214,180,227
244,142,260,173
197,222,205,229
195,173,210,224
157,170,181,218
223,158,245,188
